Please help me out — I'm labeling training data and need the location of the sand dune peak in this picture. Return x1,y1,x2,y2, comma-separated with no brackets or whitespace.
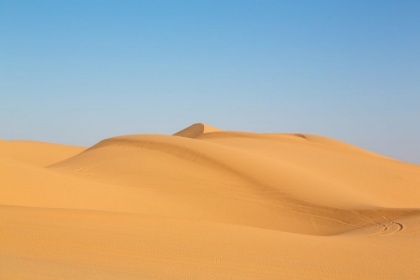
173,123,222,138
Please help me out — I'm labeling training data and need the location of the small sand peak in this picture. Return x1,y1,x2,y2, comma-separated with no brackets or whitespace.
173,123,222,138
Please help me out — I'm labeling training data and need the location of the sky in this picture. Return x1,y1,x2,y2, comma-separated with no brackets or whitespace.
1,0,419,164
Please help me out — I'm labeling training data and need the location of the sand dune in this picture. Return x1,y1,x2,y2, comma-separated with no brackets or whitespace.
1,123,420,279
0,140,85,166
173,123,222,138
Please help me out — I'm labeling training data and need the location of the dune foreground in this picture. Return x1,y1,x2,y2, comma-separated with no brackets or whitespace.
1,123,420,279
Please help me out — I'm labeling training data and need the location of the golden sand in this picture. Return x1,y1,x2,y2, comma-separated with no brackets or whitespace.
1,123,420,279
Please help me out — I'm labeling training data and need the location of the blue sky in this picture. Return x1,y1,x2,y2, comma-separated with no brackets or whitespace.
1,1,419,164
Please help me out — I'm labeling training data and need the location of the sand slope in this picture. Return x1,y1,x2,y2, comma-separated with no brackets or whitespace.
1,123,420,279
0,140,85,166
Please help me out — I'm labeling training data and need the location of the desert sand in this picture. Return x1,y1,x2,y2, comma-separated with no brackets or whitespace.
1,123,420,279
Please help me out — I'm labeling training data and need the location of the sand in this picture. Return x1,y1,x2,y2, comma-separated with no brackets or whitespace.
1,123,420,279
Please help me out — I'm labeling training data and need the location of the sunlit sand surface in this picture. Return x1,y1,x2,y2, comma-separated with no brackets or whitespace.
1,123,420,279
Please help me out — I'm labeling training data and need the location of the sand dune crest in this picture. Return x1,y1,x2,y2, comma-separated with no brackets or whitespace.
173,123,222,138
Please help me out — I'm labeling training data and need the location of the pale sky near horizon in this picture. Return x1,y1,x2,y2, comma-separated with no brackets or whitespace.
1,1,419,164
